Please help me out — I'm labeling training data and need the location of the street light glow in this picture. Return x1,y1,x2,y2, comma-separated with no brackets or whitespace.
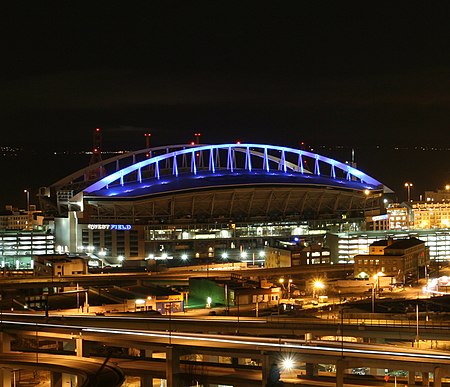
280,354,296,371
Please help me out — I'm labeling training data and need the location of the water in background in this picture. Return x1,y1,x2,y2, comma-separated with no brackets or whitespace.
0,146,448,209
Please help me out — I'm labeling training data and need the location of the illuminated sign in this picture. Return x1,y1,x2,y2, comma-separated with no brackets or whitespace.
87,224,132,230
372,214,388,222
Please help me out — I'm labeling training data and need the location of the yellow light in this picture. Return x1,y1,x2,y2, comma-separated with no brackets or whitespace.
364,189,370,196
313,280,324,289
279,278,285,284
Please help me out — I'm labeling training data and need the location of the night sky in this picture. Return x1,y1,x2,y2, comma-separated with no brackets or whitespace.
1,3,449,208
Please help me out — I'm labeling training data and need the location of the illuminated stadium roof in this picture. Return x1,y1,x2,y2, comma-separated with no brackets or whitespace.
83,143,391,196
69,143,390,224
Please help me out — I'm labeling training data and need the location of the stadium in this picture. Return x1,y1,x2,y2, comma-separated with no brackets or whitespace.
39,142,392,264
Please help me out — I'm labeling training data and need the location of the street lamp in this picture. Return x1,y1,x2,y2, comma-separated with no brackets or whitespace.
23,189,29,211
404,182,413,202
312,280,324,299
279,278,285,298
288,279,293,299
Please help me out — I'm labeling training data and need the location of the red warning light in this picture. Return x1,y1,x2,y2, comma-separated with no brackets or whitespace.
190,141,195,145
236,140,241,145
96,128,101,132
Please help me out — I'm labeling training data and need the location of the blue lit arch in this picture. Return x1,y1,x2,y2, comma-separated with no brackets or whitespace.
83,143,391,195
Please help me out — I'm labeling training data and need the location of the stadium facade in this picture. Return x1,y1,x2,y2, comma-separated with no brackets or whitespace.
39,143,392,264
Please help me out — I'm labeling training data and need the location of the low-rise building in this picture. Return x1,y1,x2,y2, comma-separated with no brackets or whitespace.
354,237,429,285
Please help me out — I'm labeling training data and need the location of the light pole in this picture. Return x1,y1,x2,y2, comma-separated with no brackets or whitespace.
404,182,413,202
312,280,324,299
24,189,30,211
288,279,293,299
366,282,375,313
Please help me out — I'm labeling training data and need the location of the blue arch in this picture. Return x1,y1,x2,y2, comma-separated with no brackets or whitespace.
84,143,390,194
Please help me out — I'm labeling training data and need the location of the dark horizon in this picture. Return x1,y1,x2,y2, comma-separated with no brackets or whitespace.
1,3,449,209
1,141,447,211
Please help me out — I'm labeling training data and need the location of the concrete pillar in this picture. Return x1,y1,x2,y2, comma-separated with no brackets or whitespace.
434,366,442,387
75,336,83,357
0,368,11,387
141,376,152,387
140,350,153,386
261,352,271,387
408,370,416,385
305,363,318,377
166,346,181,387
51,372,62,387
0,331,12,387
141,348,153,358
422,371,429,386
336,360,345,387
0,332,11,353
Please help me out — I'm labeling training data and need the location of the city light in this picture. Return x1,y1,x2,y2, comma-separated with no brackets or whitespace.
181,254,188,261
404,182,413,202
280,354,296,371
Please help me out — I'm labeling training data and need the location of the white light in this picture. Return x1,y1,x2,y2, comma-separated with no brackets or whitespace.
280,355,296,371
118,255,124,262
135,299,146,305
241,251,248,259
221,252,228,259
181,254,188,260
259,251,265,258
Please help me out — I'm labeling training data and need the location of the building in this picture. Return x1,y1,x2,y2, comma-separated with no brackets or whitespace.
0,205,44,231
38,142,391,267
328,228,449,264
424,186,450,202
386,205,410,230
33,254,88,277
188,277,282,311
0,229,55,270
411,201,450,229
353,237,429,285
264,242,331,268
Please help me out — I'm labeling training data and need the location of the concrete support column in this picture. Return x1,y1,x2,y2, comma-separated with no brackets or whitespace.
0,332,11,353
305,363,318,377
434,366,442,387
261,352,271,387
50,372,71,387
75,336,83,357
422,371,429,386
0,369,11,387
140,350,153,386
408,370,416,385
166,346,181,387
50,372,62,387
141,376,153,387
0,331,12,387
335,360,345,387
141,349,153,358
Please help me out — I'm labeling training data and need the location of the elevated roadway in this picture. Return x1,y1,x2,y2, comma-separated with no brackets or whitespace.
0,352,124,387
2,314,450,386
3,312,450,343
0,263,352,289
